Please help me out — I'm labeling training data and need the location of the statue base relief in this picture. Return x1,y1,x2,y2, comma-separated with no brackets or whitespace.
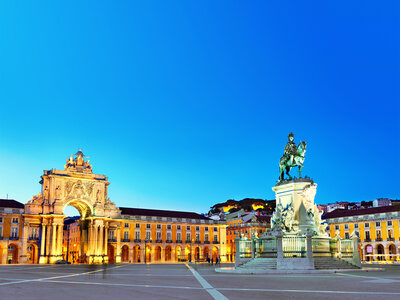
271,178,328,237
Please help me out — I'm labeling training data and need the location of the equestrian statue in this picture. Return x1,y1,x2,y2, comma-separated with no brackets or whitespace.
279,132,307,181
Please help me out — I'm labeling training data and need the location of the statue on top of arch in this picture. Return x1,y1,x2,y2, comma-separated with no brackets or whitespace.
64,149,93,173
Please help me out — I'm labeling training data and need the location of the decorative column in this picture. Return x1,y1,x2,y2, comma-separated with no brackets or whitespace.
50,222,57,263
39,223,47,264
98,224,104,257
20,222,29,263
93,224,98,257
88,221,94,259
116,227,121,263
46,222,51,260
104,225,109,256
57,224,63,257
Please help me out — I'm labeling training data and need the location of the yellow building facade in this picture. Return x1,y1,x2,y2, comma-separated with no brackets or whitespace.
0,150,227,264
0,200,25,264
324,205,400,263
225,213,270,262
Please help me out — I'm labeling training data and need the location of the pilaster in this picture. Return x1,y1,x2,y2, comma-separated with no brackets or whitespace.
39,223,47,264
116,227,121,263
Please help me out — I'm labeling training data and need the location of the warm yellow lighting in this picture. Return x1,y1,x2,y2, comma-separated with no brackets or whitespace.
252,204,264,210
222,205,237,213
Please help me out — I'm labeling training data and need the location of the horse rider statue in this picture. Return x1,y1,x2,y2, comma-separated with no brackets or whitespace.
279,132,307,181
283,132,297,166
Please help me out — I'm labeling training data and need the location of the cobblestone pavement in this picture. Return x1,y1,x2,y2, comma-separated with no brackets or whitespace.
0,263,399,300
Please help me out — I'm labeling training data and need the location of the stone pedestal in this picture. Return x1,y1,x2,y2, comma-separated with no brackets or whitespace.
271,179,327,236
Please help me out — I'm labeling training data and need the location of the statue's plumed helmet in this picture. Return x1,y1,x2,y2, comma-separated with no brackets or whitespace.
288,132,294,138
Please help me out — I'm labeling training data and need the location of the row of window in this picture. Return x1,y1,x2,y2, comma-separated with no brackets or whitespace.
0,225,19,238
340,229,395,241
334,220,394,231
125,223,218,232
0,217,19,224
227,229,264,236
118,230,219,243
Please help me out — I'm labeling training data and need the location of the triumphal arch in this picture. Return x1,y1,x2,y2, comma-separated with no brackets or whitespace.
24,150,121,264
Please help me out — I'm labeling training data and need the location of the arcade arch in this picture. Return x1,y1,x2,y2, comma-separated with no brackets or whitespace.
8,244,18,264
133,245,141,263
27,244,39,264
376,244,384,261
194,247,200,261
212,246,218,261
203,247,210,260
185,245,191,262
176,246,182,262
108,244,115,263
121,245,129,262
165,246,172,262
364,244,373,261
155,246,162,262
388,244,396,261
145,245,152,263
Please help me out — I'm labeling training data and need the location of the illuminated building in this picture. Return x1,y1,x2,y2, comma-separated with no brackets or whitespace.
324,205,400,263
0,200,25,264
0,150,226,264
225,211,270,262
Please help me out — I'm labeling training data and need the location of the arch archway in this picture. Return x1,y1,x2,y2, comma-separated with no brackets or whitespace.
364,244,373,261
165,246,172,262
133,245,140,263
185,245,191,262
388,244,396,261
108,244,115,263
145,245,152,263
121,245,129,263
62,200,92,263
27,244,39,264
376,244,384,261
212,246,218,261
203,247,209,260
155,246,162,262
63,199,93,220
8,244,19,264
194,247,200,261
176,246,182,262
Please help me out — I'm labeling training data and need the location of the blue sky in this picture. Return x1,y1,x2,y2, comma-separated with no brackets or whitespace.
0,1,398,216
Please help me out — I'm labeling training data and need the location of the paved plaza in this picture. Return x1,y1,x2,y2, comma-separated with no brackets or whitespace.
0,264,399,299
